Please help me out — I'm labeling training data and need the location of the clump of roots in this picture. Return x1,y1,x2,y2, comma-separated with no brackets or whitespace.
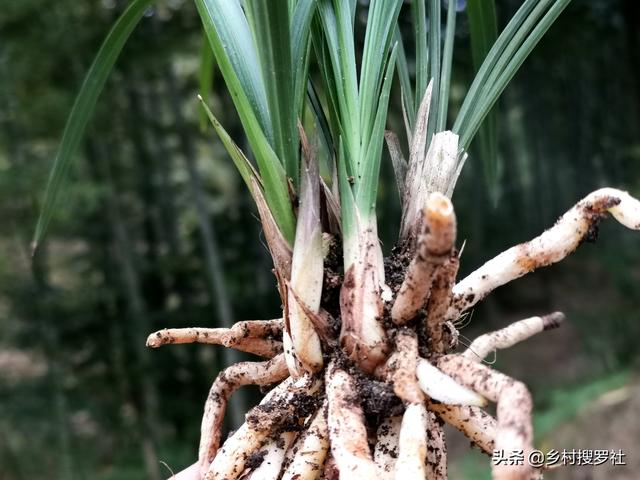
148,188,640,480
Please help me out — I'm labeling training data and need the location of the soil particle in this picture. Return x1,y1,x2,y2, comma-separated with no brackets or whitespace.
354,374,403,419
384,245,412,293
245,450,267,469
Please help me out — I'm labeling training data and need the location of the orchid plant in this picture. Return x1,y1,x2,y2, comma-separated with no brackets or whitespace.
36,1,640,479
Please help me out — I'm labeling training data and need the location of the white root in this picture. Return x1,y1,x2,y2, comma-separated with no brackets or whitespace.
325,361,380,479
282,405,330,480
245,432,296,480
463,312,565,362
429,403,496,455
438,355,534,480
391,330,424,404
394,403,429,480
202,376,293,479
374,415,402,480
448,188,640,319
146,319,283,358
198,354,289,474
320,455,339,480
425,412,447,480
206,375,320,480
416,358,487,407
392,192,457,325
425,255,459,354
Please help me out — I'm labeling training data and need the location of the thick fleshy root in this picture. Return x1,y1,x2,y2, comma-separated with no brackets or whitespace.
374,415,401,479
148,188,640,480
425,412,447,480
325,362,380,479
392,193,456,325
204,375,320,480
281,405,329,480
390,330,424,404
438,355,534,480
146,319,283,358
429,403,496,455
463,312,564,362
198,354,289,473
395,403,429,479
448,188,640,319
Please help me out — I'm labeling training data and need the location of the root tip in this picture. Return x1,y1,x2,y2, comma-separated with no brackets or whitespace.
542,312,565,330
146,332,162,348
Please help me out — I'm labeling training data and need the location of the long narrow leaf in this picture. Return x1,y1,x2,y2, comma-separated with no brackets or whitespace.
195,0,273,143
357,45,398,218
33,0,153,249
465,0,498,190
464,0,572,147
198,95,260,196
453,0,541,138
426,0,441,141
462,0,553,148
436,0,458,132
248,1,298,183
317,0,360,172
292,0,316,121
337,138,357,263
307,80,335,159
195,0,296,242
394,27,415,130
411,0,428,109
198,31,216,131
359,0,402,149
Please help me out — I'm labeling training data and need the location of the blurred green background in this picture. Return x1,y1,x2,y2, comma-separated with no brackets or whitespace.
1,0,639,479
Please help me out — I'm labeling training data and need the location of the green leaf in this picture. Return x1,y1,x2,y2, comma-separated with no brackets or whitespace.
359,0,403,150
466,0,498,191
246,1,298,184
291,0,316,124
33,0,154,249
426,0,441,142
317,0,360,173
436,0,458,132
310,18,343,156
394,27,415,131
465,0,572,147
357,44,398,218
453,0,545,144
198,30,216,132
195,0,296,242
198,95,260,195
195,0,273,144
411,0,428,110
337,138,357,263
307,80,335,159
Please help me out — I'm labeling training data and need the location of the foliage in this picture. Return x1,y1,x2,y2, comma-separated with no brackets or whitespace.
2,0,640,478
